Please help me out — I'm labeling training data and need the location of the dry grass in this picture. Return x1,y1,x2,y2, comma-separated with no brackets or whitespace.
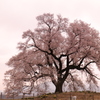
1,91,100,100
24,91,100,100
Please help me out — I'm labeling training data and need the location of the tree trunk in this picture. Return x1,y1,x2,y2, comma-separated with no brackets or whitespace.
55,79,63,93
53,70,69,93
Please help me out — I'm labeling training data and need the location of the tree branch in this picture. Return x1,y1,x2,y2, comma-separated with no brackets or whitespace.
53,60,58,71
78,55,87,67
85,68,100,80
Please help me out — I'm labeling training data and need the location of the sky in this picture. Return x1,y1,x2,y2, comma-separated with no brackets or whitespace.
0,0,100,92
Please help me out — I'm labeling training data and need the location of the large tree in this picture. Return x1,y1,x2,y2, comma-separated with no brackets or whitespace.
4,13,100,95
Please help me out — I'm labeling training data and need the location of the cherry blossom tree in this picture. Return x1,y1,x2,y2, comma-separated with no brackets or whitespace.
4,13,100,95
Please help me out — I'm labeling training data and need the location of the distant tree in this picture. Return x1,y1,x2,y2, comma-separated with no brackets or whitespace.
4,13,100,95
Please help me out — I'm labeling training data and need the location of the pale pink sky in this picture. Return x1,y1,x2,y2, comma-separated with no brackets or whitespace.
0,0,100,92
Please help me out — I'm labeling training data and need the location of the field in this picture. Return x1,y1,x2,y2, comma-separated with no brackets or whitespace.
1,91,100,100
32,91,100,100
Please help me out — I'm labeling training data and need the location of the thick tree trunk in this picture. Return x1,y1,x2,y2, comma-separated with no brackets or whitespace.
53,69,69,93
55,79,63,93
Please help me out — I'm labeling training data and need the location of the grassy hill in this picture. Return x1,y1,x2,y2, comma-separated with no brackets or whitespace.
22,91,100,100
1,91,100,100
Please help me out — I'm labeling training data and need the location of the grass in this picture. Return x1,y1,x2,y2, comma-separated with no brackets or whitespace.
31,91,100,100
1,91,100,100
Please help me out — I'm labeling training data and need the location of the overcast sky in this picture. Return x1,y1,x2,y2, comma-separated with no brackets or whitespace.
0,0,100,92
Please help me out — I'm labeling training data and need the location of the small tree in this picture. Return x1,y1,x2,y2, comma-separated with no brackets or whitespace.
4,13,100,94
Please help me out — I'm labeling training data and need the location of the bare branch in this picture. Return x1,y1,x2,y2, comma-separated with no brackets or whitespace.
85,68,100,80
